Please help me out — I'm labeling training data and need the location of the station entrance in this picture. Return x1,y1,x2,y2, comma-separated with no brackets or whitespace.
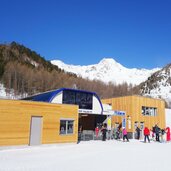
79,114,107,130
78,114,108,141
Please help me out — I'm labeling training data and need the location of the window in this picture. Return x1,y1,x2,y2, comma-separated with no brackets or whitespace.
63,91,76,104
62,90,93,109
142,106,157,116
60,119,74,135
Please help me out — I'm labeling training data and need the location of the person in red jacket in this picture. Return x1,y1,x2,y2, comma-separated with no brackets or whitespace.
144,127,150,143
95,126,99,138
165,127,171,142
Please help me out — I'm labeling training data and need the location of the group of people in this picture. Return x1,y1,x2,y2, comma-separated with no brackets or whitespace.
95,123,112,141
135,124,171,143
95,123,129,142
95,123,171,143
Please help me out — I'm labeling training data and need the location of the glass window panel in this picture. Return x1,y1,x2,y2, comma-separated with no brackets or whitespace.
63,90,76,104
141,106,158,116
62,90,93,110
154,108,157,116
67,121,74,134
146,107,149,115
142,106,145,115
60,120,74,135
60,120,66,134
76,92,92,109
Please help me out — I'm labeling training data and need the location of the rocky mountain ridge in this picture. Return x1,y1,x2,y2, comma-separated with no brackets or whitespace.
140,63,171,107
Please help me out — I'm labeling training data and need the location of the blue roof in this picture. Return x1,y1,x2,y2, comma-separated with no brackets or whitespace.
23,88,63,102
22,88,103,112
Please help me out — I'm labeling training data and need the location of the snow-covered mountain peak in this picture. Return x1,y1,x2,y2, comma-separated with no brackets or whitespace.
51,58,160,85
98,58,124,70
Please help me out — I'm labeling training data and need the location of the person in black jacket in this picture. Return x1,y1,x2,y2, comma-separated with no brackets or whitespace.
154,124,161,142
101,123,107,141
136,126,141,140
77,125,83,143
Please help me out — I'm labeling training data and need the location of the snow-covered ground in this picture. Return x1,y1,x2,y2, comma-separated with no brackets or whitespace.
0,83,26,99
0,83,7,98
0,140,171,171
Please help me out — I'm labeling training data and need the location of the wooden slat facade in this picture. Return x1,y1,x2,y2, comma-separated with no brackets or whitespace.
0,99,78,146
102,95,165,132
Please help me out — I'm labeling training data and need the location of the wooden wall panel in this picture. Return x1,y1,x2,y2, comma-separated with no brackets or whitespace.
102,95,165,132
0,99,78,146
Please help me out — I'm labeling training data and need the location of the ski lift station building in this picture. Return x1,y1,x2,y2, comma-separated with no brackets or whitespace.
0,88,166,146
0,88,113,146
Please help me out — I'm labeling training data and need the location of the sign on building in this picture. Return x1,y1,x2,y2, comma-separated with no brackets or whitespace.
122,118,126,128
107,117,112,130
114,111,125,116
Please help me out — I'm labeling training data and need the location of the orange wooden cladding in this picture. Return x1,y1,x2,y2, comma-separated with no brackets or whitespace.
102,95,166,132
0,99,78,146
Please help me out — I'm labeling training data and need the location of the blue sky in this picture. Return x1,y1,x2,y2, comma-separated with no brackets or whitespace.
1,0,171,69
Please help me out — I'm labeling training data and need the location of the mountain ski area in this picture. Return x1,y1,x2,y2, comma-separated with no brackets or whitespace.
0,42,171,171
2,1,171,171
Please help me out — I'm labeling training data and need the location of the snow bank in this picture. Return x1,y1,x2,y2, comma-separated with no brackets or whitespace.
0,83,7,98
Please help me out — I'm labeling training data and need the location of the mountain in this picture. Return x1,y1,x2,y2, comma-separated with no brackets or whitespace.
51,58,160,85
0,41,63,73
0,42,77,98
140,63,171,107
1,42,170,107
0,42,137,100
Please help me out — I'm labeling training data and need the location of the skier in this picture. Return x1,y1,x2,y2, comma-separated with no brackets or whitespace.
122,127,129,142
101,123,107,141
144,127,150,143
154,124,161,142
95,126,99,138
136,126,140,140
165,127,171,142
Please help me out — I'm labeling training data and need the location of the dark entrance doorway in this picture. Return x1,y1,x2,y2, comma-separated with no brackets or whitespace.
78,114,107,141
79,114,107,131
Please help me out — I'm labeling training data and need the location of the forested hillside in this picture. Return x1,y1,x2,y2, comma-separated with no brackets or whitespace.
0,42,138,98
